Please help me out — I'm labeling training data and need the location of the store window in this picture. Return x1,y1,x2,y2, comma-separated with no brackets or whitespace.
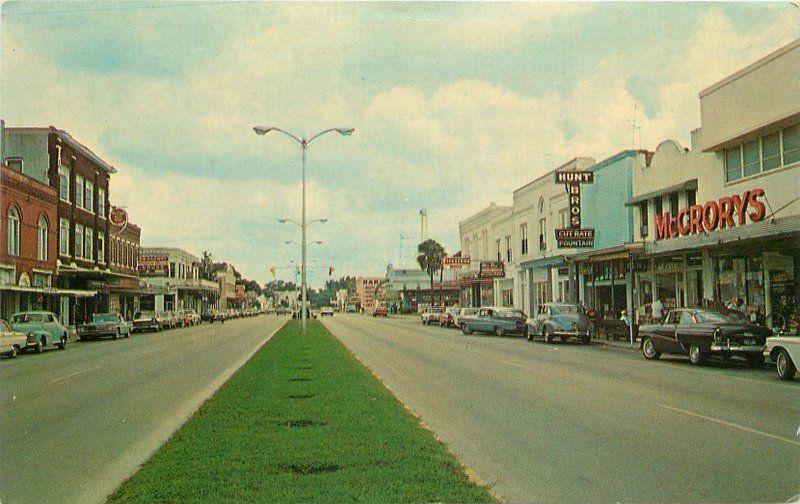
7,207,20,256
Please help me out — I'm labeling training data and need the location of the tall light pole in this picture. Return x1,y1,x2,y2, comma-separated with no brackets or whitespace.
255,126,353,332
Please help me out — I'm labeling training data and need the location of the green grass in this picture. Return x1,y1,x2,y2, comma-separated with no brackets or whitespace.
109,319,495,503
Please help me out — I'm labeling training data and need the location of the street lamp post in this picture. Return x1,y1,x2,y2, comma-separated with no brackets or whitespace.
255,127,353,332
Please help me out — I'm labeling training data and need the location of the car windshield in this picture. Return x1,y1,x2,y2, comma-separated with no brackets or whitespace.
550,305,583,315
695,309,748,324
496,309,525,318
10,313,45,323
135,311,154,318
92,314,119,323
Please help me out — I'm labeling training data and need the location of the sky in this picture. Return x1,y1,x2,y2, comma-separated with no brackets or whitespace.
1,1,798,287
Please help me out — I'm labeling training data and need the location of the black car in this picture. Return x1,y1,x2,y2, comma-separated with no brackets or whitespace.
77,313,133,341
639,308,771,367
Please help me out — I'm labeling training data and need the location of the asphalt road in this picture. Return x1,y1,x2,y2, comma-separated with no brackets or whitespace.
0,315,287,504
322,314,800,503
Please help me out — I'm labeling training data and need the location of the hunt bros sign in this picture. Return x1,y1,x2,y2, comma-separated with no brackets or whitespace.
554,170,595,248
655,188,766,240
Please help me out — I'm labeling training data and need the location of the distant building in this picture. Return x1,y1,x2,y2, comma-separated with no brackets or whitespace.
356,276,385,312
273,289,299,309
215,265,237,309
138,247,219,312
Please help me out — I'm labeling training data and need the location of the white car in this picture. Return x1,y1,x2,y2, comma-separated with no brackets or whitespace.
0,319,27,358
320,307,335,317
765,335,799,381
453,307,479,328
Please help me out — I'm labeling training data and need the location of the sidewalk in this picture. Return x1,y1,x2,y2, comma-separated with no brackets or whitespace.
592,336,639,352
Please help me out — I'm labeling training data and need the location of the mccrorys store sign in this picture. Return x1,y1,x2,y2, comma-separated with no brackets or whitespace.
655,188,766,240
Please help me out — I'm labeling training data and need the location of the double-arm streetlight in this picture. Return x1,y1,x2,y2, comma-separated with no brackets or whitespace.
255,126,353,332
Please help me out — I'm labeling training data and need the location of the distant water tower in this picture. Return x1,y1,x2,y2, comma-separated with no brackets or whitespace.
419,208,428,243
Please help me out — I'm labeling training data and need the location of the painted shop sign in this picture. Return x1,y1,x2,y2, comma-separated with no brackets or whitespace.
443,256,471,267
654,189,766,240
479,261,505,278
554,170,595,248
138,254,169,276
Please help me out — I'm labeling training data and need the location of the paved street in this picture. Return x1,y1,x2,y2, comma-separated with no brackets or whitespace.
322,314,800,503
0,315,287,504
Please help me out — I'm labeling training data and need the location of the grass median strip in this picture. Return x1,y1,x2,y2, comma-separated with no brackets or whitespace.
109,319,495,503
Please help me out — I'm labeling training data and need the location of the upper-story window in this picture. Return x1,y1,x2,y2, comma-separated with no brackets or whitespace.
59,218,70,256
84,227,93,261
76,176,85,208
520,224,528,255
98,188,106,218
496,239,501,262
505,235,512,263
85,180,94,213
5,157,23,172
725,124,800,182
37,216,48,262
639,203,649,238
97,234,105,264
686,188,697,208
75,224,84,259
7,207,20,256
559,208,568,229
539,217,547,250
669,192,679,218
58,165,70,201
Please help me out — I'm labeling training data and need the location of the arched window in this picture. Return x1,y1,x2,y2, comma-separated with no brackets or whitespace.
37,215,48,261
7,207,20,256
538,197,545,214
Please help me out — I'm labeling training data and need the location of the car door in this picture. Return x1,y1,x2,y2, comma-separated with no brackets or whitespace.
656,310,683,354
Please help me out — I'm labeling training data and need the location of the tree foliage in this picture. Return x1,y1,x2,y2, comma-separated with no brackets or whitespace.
417,239,446,305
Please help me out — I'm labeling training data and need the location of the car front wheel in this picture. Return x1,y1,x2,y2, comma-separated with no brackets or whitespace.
526,327,534,342
9,345,19,358
688,343,707,365
34,340,44,353
642,337,661,360
776,349,797,381
461,323,472,335
494,327,505,337
58,336,67,350
543,327,553,344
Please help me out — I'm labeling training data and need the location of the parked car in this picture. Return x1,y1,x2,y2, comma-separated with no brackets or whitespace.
639,308,771,367
132,310,167,332
765,335,799,381
452,307,478,328
1,319,27,358
292,307,316,319
320,307,335,317
165,311,182,328
459,307,527,336
438,306,460,327
526,303,591,344
179,310,201,326
201,309,216,323
9,311,69,353
372,307,388,317
421,306,445,325
345,305,357,313
77,313,133,341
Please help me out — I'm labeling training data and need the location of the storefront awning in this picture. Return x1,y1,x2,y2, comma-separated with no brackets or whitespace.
519,255,566,270
0,285,96,297
569,244,645,262
625,179,697,206
57,264,138,280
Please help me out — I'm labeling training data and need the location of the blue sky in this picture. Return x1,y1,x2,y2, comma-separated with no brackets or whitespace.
2,1,797,286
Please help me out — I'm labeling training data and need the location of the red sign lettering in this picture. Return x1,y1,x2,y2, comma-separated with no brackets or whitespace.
655,189,766,240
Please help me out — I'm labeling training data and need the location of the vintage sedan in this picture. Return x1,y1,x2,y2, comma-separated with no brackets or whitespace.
10,311,69,353
459,307,527,337
372,307,389,317
765,335,799,381
438,306,461,327
639,308,771,367
1,319,28,358
452,307,478,328
77,313,133,341
132,310,168,332
526,303,591,344
421,306,445,325
179,310,201,326
320,307,335,317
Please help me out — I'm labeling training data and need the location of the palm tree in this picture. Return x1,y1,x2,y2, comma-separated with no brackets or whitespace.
417,239,446,306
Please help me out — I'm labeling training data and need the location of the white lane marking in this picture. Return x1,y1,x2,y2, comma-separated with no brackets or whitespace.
658,403,800,447
50,366,102,384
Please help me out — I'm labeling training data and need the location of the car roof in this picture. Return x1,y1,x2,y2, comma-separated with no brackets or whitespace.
544,302,580,307
14,310,55,315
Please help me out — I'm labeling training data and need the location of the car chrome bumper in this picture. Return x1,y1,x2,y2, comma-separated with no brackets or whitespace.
554,330,590,337
710,343,765,353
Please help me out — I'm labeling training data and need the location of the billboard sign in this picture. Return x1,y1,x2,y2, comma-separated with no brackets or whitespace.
138,254,169,276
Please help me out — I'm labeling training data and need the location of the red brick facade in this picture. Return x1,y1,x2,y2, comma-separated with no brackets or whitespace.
0,165,58,287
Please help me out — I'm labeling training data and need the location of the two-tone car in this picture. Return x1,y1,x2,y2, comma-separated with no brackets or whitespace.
639,308,771,367
1,319,28,358
452,307,478,328
320,307,335,317
438,306,461,327
459,307,527,336
77,313,133,341
132,311,167,332
765,334,799,381
421,306,445,325
9,311,69,353
526,303,591,344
